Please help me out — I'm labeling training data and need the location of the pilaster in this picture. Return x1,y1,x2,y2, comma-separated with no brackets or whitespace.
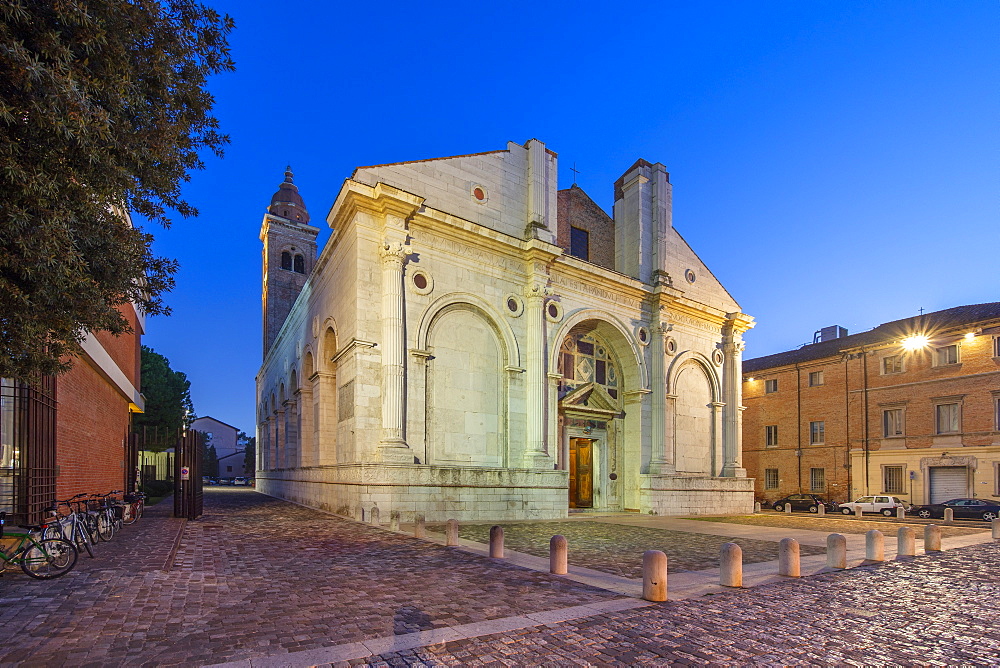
378,240,413,463
522,281,552,468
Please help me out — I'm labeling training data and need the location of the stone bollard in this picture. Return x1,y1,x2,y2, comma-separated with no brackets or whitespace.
370,506,380,526
865,529,884,562
897,526,915,557
778,538,800,577
550,535,568,575
944,508,954,524
489,525,504,558
924,525,942,552
855,506,863,519
817,504,825,516
356,506,365,522
720,542,743,587
389,510,400,531
754,501,761,514
446,519,459,547
642,550,668,602
414,513,426,539
785,504,792,514
826,533,847,569
897,506,906,520
993,518,1000,540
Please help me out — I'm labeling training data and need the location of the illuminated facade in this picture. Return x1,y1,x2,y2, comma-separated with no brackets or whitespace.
743,303,1000,506
256,139,754,521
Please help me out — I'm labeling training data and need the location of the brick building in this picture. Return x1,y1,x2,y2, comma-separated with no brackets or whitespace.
743,303,1000,507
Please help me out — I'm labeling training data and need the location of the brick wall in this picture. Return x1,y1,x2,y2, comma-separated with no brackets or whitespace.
557,186,615,271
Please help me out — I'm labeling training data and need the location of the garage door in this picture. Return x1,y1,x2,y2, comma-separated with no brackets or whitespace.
929,466,968,504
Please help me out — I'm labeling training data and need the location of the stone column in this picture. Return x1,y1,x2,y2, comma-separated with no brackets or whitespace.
720,318,747,478
648,319,671,474
711,401,725,476
522,282,551,468
275,408,285,469
377,241,413,463
298,387,314,467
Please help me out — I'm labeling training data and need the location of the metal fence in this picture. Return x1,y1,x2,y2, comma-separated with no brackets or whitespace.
173,429,203,520
0,376,57,524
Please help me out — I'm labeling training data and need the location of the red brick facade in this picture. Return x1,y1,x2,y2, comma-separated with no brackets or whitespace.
744,303,1000,506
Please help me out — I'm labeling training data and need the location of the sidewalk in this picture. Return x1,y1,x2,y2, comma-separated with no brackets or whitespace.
0,489,996,667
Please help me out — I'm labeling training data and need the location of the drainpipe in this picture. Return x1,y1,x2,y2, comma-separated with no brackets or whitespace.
862,348,870,495
796,364,802,493
843,353,851,503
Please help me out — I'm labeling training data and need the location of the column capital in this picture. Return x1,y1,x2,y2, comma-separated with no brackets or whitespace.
523,282,551,301
380,240,413,265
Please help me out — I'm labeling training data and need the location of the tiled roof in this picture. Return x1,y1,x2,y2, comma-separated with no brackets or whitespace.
744,302,1000,373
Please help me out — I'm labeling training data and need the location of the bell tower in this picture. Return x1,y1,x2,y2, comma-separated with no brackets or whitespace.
261,166,320,354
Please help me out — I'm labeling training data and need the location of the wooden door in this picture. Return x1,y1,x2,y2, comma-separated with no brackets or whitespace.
569,438,594,509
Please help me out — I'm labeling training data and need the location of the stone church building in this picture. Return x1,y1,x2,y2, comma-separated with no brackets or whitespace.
256,139,754,520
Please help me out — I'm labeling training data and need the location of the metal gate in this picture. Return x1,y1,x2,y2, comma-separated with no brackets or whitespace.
173,429,204,520
0,376,57,524
929,466,968,504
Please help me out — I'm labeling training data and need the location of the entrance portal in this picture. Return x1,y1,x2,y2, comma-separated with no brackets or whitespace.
569,438,594,508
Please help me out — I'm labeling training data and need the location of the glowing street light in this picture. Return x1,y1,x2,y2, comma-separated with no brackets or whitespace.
901,334,930,351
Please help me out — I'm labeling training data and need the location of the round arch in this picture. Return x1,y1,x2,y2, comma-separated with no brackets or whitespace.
548,308,648,391
666,350,721,401
416,292,519,367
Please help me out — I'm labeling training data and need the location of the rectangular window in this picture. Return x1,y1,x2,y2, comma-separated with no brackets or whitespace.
226,465,233,473
936,344,959,366
936,402,960,434
765,379,778,394
765,425,778,447
808,371,824,387
809,421,825,445
882,355,903,374
569,227,590,261
764,468,779,490
883,465,905,494
994,337,1000,358
883,408,904,437
809,468,825,492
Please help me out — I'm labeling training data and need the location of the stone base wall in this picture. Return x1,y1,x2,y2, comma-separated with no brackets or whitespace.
257,464,569,522
638,475,755,516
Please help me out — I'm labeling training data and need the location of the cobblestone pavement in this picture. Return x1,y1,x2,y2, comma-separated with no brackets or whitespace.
0,489,618,667
360,541,1000,666
435,522,826,578
691,512,988,538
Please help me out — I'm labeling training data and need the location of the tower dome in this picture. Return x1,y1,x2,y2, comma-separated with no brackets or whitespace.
267,166,310,223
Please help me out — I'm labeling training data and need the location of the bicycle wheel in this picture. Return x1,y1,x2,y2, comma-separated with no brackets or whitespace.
84,514,100,544
73,522,95,558
21,538,78,579
42,524,64,541
96,514,114,542
122,503,138,525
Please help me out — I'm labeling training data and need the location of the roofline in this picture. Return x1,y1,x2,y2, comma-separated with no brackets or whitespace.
353,149,507,173
191,416,242,433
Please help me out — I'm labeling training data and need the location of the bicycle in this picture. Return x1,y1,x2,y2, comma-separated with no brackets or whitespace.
0,512,78,579
122,491,145,525
44,497,96,559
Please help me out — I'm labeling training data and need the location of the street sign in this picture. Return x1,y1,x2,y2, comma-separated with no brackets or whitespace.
181,466,190,481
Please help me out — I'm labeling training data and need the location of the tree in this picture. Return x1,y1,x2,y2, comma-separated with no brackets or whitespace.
202,439,219,478
133,345,193,450
0,1,234,379
239,431,256,476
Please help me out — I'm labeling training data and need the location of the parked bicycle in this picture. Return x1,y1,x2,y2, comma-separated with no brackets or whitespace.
0,512,78,579
44,496,97,558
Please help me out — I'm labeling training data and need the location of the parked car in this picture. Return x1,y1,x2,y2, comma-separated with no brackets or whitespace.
772,494,837,513
233,477,248,486
912,498,1000,521
217,478,234,486
839,495,909,516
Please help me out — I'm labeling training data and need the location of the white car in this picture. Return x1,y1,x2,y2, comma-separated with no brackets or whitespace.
840,495,909,517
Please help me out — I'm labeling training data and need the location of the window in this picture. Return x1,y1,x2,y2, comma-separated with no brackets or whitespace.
883,465,905,494
765,379,778,394
226,465,233,473
935,402,960,434
765,468,779,490
765,425,778,447
569,227,590,261
280,251,292,270
936,344,959,366
809,421,825,445
293,254,305,274
882,355,903,374
809,468,825,492
883,408,904,437
558,332,620,400
995,394,1000,431
994,337,1000,358
808,371,824,387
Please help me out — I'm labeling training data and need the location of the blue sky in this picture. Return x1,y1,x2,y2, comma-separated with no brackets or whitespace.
143,0,999,434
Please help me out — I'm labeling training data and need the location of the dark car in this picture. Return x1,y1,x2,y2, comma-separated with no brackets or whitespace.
912,498,1000,521
772,494,837,513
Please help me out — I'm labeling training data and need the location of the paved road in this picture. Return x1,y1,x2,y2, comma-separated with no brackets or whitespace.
0,489,996,667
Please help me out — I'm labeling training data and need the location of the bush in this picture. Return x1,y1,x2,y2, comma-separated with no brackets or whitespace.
139,479,174,498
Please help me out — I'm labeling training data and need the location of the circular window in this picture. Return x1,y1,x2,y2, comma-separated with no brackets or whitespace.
635,326,650,346
665,337,678,356
545,300,564,323
504,294,524,317
712,349,725,366
410,269,433,295
685,269,697,284
471,185,488,203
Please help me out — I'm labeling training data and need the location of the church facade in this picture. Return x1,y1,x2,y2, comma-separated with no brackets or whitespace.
256,139,754,521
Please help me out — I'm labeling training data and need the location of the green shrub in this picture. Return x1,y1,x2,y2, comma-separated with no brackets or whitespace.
139,479,174,497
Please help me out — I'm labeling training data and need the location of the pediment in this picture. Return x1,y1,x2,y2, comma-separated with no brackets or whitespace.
559,383,621,418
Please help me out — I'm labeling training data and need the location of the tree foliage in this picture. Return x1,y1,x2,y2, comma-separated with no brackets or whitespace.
133,344,193,450
0,0,234,379
239,431,255,476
